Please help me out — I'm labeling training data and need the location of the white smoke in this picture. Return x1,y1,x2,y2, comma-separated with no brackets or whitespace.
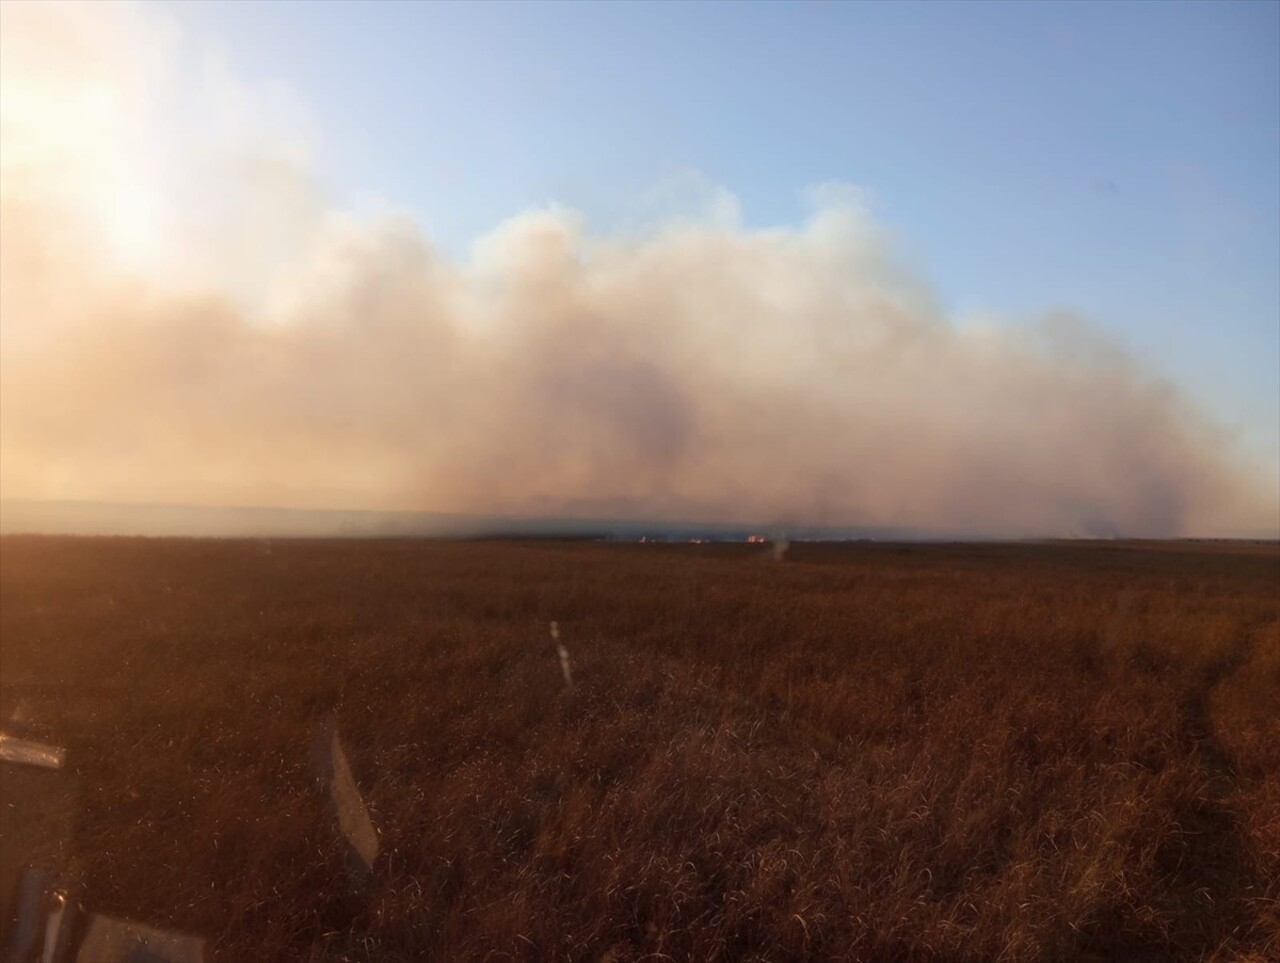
1,1,1274,538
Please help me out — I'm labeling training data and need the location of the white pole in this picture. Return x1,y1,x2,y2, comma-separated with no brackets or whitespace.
550,621,573,690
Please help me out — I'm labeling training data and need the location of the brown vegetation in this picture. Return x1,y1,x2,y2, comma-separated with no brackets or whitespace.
1,537,1277,961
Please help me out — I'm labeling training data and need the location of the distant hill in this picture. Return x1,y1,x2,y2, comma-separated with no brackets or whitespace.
0,499,938,542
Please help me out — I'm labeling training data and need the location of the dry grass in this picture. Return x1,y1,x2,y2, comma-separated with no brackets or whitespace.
0,537,1276,961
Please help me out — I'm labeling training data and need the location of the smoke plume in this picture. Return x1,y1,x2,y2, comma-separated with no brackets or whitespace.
1,2,1274,538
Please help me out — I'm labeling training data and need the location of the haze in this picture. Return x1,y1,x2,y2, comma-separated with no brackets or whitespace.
1,0,1277,538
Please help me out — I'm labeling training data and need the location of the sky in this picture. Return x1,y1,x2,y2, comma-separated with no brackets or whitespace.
0,0,1277,537
172,0,1280,449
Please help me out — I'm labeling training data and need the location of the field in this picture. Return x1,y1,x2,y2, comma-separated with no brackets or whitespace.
1,537,1277,962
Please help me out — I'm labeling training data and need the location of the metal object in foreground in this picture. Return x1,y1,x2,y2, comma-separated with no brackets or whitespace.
0,738,65,772
310,721,380,885
75,916,205,963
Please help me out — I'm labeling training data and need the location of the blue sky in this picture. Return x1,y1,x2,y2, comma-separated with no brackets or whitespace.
170,0,1278,456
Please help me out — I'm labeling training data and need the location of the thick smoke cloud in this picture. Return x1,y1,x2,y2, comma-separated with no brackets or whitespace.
1,2,1274,538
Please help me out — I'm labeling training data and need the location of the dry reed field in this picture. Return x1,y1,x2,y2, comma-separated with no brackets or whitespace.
1,536,1277,962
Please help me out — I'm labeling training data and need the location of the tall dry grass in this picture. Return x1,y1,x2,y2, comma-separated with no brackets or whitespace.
0,537,1276,961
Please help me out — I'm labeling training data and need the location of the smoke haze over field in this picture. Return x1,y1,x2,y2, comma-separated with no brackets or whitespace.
1,2,1276,538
